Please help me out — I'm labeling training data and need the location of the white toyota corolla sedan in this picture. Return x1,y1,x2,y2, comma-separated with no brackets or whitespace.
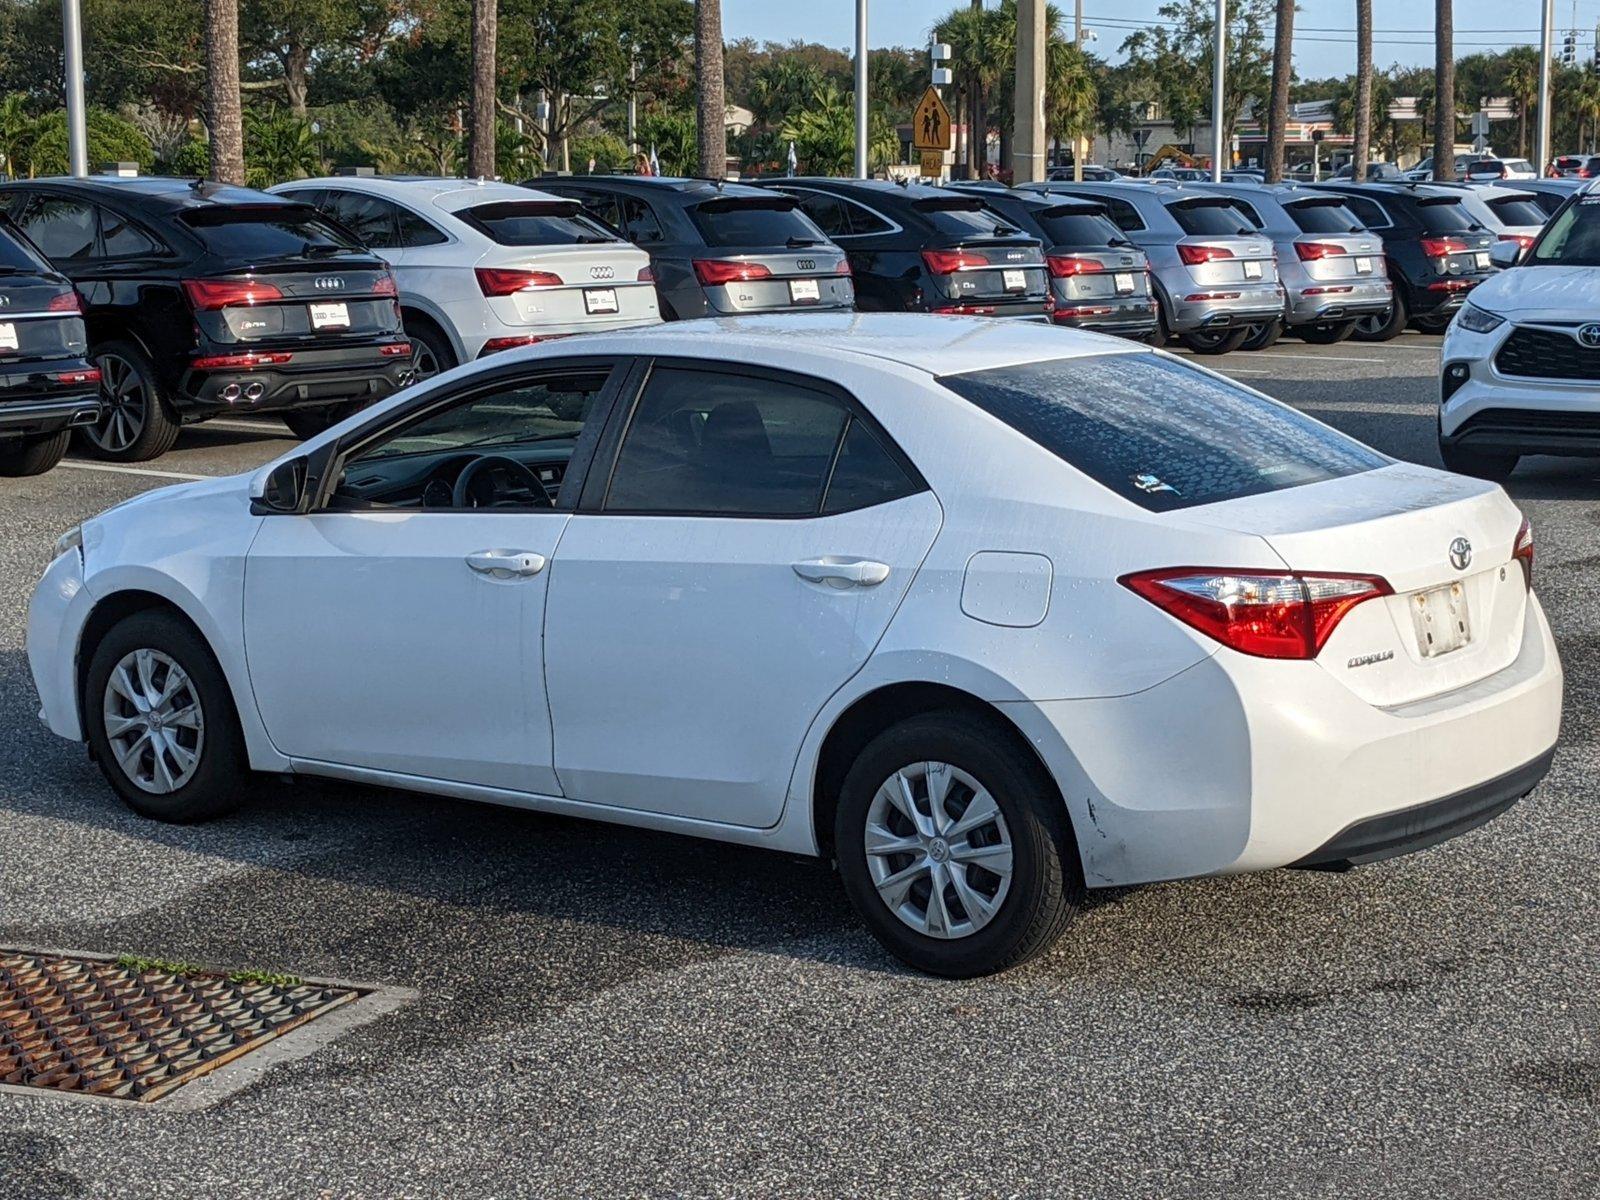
27,314,1562,976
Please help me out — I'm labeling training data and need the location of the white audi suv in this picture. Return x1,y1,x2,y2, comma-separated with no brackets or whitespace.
28,315,1562,976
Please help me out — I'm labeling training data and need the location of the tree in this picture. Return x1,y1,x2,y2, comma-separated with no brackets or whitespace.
1500,48,1540,160
1433,0,1454,179
1045,41,1097,163
1122,0,1272,157
1264,0,1293,182
694,0,725,177
468,0,496,177
204,0,245,183
1352,0,1372,177
779,84,897,174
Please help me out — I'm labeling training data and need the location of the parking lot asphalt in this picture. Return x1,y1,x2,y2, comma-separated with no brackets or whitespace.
1,332,1596,1199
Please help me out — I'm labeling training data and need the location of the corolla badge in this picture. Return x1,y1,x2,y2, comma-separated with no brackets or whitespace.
1577,323,1600,348
1449,537,1473,571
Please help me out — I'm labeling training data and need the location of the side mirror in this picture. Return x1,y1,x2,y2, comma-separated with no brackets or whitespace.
1488,239,1523,269
251,456,309,515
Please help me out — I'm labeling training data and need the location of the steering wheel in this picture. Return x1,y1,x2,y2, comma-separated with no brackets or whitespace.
451,454,553,509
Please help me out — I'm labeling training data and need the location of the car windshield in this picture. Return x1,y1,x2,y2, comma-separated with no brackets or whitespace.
460,201,620,245
689,198,827,248
939,353,1385,513
1285,200,1364,233
1529,195,1600,265
183,205,365,258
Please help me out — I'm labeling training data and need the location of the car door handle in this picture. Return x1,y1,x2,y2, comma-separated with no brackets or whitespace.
792,558,891,588
466,550,547,578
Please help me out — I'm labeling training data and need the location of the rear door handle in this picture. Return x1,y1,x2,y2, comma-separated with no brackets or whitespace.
792,557,891,588
466,549,546,578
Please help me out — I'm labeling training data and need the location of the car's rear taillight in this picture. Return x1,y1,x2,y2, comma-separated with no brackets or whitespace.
1420,237,1468,258
55,367,99,385
1120,568,1393,659
1177,243,1235,265
1294,241,1343,261
1498,233,1536,250
921,248,989,275
46,290,82,313
834,258,853,277
1046,255,1104,278
1513,517,1534,588
189,350,293,370
480,333,570,355
692,259,773,285
182,278,285,310
378,342,412,357
476,267,564,296
637,265,655,283
371,273,399,298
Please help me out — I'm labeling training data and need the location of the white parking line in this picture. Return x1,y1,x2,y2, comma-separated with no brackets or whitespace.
1247,350,1390,364
58,461,213,482
201,419,289,435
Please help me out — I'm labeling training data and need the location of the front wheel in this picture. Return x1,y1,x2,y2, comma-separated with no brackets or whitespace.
1180,325,1251,355
835,712,1082,977
0,430,70,476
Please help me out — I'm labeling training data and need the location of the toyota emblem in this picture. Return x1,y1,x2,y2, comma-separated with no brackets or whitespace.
589,265,615,280
313,277,344,290
1449,537,1473,571
1578,324,1600,349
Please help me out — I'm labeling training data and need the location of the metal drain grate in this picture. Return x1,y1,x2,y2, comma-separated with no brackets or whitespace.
0,951,359,1102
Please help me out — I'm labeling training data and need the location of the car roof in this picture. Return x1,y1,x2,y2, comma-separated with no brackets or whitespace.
766,177,958,202
1,175,294,211
501,312,1146,378
272,175,572,215
531,175,775,202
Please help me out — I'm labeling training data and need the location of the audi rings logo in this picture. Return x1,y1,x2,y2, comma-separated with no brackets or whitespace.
796,258,817,270
313,277,345,290
589,265,615,280
1449,537,1473,571
1577,323,1600,348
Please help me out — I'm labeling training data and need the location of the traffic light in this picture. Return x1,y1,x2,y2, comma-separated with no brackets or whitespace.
1562,32,1577,67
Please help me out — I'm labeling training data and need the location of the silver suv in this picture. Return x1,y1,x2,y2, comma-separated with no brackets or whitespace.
1019,180,1283,353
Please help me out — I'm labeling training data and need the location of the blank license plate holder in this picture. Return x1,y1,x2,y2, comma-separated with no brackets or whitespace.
1410,581,1472,658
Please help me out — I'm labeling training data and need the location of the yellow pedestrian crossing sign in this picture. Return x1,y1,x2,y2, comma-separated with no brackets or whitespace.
913,87,952,152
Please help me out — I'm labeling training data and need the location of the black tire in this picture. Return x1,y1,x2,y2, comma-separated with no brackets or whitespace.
83,610,250,822
82,340,181,462
1180,325,1251,354
834,712,1083,978
0,430,71,477
404,317,456,381
1295,319,1357,345
1239,319,1283,351
1351,291,1407,342
1439,440,1519,481
1145,297,1173,346
282,401,370,441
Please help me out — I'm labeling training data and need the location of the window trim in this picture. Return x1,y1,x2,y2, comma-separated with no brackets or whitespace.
776,186,904,240
577,356,928,520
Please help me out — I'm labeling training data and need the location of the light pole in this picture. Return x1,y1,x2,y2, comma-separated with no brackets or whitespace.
854,0,869,178
61,0,88,176
1014,0,1046,183
1211,0,1226,181
1536,0,1554,172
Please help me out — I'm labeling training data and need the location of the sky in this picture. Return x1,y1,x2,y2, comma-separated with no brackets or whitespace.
722,0,1600,80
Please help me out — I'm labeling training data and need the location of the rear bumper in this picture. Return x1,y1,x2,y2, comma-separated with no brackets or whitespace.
0,362,100,438
1166,283,1285,332
178,342,413,416
1284,278,1393,324
1050,297,1159,336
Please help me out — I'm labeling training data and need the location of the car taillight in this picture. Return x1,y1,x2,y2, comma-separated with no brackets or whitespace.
1120,568,1393,659
182,278,285,310
476,267,563,296
378,342,412,357
1513,517,1534,588
480,333,570,355
55,367,99,385
1498,233,1536,250
46,290,82,313
1294,241,1343,261
189,350,293,370
835,258,853,277
692,259,773,286
637,265,655,283
1420,237,1467,258
371,273,399,298
1046,255,1104,277
921,248,989,275
1177,243,1235,265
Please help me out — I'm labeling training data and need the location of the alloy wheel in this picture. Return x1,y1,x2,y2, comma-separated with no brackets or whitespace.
101,648,206,795
411,341,441,380
863,761,1014,940
1354,309,1389,337
88,353,149,454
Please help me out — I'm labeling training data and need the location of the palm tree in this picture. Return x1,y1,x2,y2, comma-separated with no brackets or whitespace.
467,0,496,178
781,84,898,175
1501,49,1540,160
1264,0,1293,182
695,0,726,178
1433,0,1454,180
1573,72,1600,154
1352,0,1372,179
1045,40,1098,164
203,0,244,184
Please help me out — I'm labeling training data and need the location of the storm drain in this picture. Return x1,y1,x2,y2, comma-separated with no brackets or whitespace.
0,950,359,1102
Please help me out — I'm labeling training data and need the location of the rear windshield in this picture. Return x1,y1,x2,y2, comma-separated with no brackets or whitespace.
689,199,827,248
182,205,365,258
1285,200,1364,233
1167,201,1254,236
1485,196,1547,227
1530,194,1600,265
460,201,620,246
0,219,52,272
914,199,1023,238
1031,206,1123,246
1411,198,1479,233
939,354,1385,513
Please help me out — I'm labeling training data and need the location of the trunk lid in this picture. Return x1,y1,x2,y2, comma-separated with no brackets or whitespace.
1191,462,1530,706
1166,197,1278,286
1280,197,1385,281
188,260,399,347
476,242,662,327
0,273,87,363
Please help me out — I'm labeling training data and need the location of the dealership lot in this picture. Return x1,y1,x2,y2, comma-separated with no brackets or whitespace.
2,333,1596,1197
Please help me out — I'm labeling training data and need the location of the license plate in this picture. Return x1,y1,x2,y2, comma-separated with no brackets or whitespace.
583,287,619,314
1114,272,1135,295
0,322,15,352
309,302,349,330
1475,251,1491,269
789,278,820,304
1244,260,1263,279
1355,256,1373,273
1409,582,1472,658
1002,269,1026,293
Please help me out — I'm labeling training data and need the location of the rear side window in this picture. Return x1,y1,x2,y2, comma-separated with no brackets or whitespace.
939,354,1385,513
0,218,56,271
1339,195,1390,229
690,200,826,248
1485,196,1546,227
396,208,448,247
1226,198,1264,228
100,208,164,257
1167,201,1254,236
183,206,364,257
1411,198,1478,233
18,196,97,261
460,201,619,246
322,192,401,247
1285,200,1363,233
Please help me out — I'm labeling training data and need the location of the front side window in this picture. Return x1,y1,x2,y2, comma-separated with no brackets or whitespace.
605,367,907,517
939,354,1385,513
19,196,98,261
1529,194,1600,265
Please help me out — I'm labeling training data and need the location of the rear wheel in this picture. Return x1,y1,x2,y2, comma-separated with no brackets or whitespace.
1180,325,1251,355
1352,291,1408,342
0,430,71,477
405,319,455,381
82,341,181,462
1439,439,1519,481
1145,298,1172,346
1239,319,1283,351
1296,319,1358,344
282,401,371,441
835,712,1082,977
